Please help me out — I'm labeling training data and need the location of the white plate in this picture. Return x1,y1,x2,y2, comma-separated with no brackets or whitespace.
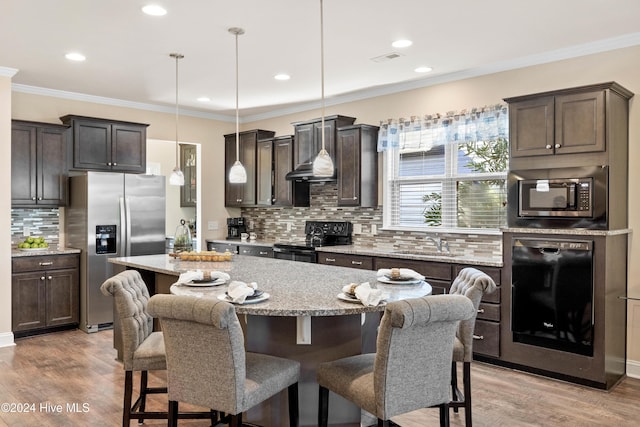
377,276,424,285
18,247,49,252
337,292,362,303
217,292,270,305
181,278,226,287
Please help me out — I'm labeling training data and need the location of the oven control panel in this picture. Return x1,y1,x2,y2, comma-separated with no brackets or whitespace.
304,221,352,237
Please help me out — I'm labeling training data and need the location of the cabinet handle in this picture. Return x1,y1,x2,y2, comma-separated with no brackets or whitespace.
351,261,363,265
242,249,249,254
554,143,561,149
325,258,336,262
545,144,552,149
38,197,42,201
272,198,276,202
113,162,117,166
41,276,46,281
473,334,484,340
32,197,37,201
353,196,357,200
259,251,268,255
39,262,54,266
48,276,52,280
107,162,112,166
477,308,485,313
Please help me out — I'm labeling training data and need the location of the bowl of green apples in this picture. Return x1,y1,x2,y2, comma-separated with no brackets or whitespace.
18,236,50,251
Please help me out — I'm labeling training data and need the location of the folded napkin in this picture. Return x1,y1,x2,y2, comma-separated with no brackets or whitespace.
376,268,425,281
341,282,386,306
177,270,231,285
227,280,258,304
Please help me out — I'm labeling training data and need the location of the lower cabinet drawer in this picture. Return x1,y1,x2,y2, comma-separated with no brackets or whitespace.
238,246,273,257
318,253,373,270
477,302,500,321
472,320,500,358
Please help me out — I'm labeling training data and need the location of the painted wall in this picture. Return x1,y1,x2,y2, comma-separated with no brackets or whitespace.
5,45,640,372
1,73,13,347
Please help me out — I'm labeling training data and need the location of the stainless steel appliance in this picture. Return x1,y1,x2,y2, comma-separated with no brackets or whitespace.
227,217,247,240
511,237,594,356
507,166,608,229
273,220,353,263
66,172,166,332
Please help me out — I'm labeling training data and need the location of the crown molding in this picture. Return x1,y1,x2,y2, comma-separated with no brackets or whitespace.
10,32,640,124
0,67,19,78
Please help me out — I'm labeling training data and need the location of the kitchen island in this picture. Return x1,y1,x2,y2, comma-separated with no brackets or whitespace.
108,254,432,426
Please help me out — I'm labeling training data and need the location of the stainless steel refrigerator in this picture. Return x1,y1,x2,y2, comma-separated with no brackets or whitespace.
66,172,166,332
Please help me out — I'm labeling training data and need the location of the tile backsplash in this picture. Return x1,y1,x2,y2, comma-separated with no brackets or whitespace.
11,208,61,248
241,183,503,261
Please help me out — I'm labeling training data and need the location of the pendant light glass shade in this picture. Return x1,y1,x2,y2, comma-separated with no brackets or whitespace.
228,27,247,184
169,53,185,186
312,0,334,178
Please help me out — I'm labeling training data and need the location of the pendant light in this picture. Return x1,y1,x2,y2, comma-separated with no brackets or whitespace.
228,27,248,184
169,53,185,186
312,0,334,177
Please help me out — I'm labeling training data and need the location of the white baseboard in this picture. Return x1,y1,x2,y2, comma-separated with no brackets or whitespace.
0,331,15,348
627,359,640,379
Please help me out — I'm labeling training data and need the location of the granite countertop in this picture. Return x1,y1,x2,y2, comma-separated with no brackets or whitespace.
108,254,432,316
503,227,632,236
11,247,82,257
206,239,502,267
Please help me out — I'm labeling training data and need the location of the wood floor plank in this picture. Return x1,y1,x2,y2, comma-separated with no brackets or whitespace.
0,329,638,426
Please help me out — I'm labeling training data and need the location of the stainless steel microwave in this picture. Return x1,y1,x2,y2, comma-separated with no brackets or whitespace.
518,178,593,217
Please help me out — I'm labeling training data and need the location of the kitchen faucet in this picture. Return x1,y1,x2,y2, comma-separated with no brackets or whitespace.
426,235,449,253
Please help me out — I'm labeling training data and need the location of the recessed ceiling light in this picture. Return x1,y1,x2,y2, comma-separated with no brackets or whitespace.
274,74,291,81
142,4,167,16
392,39,412,48
415,66,433,73
65,52,86,62
197,97,211,102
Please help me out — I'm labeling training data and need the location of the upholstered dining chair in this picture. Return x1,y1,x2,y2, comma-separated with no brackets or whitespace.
448,267,497,427
317,294,475,427
147,293,301,427
100,270,214,426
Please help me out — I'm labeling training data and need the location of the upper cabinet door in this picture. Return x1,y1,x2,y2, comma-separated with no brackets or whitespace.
111,123,147,172
273,136,294,206
11,123,38,205
508,96,555,158
256,139,273,206
554,90,605,155
293,122,315,169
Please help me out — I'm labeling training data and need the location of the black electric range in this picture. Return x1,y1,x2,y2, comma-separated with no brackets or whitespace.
273,221,353,263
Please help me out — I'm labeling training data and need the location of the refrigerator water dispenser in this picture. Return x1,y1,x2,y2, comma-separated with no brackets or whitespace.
96,225,117,254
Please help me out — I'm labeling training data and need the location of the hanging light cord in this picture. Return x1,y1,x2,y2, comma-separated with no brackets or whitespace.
174,54,180,167
320,0,326,150
235,30,240,162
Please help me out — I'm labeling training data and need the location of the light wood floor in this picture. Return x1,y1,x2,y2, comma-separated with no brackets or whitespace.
0,329,639,427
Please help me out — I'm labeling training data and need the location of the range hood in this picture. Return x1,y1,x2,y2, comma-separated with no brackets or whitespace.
284,163,336,182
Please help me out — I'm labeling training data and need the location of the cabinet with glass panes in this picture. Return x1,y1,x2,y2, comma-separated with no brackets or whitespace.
180,144,197,207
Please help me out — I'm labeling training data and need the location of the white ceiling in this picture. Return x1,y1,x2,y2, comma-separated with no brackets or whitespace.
3,0,640,121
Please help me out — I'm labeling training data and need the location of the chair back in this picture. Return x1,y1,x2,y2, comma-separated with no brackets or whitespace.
449,268,497,361
147,294,247,414
374,294,475,419
100,270,154,370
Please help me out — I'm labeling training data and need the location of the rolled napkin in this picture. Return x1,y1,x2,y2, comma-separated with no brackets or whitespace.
341,282,386,306
376,268,425,281
177,270,231,285
227,280,258,304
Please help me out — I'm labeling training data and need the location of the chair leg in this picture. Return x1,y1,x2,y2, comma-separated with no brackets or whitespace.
440,402,450,427
168,401,178,427
378,419,390,427
138,370,148,424
288,382,299,427
230,413,242,427
463,361,472,427
318,386,329,427
451,362,459,413
123,370,133,426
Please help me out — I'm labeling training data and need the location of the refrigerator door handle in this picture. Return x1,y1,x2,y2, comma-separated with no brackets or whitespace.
123,197,132,256
119,197,127,256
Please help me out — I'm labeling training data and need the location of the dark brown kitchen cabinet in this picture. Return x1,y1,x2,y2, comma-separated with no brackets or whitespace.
292,115,356,173
337,124,379,207
505,82,633,164
60,115,148,173
180,143,197,207
12,254,79,337
318,252,373,270
256,139,273,206
237,244,274,258
11,120,69,207
374,257,453,295
224,129,275,207
272,136,295,206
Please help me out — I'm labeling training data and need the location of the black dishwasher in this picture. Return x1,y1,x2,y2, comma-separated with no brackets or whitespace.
511,238,594,356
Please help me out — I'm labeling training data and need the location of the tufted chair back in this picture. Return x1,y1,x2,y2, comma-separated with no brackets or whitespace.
449,268,497,362
100,270,157,371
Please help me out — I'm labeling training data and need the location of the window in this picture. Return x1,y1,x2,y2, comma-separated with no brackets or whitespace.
381,107,508,231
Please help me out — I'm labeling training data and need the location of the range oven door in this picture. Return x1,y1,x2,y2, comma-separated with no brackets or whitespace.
511,238,594,356
273,246,317,263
